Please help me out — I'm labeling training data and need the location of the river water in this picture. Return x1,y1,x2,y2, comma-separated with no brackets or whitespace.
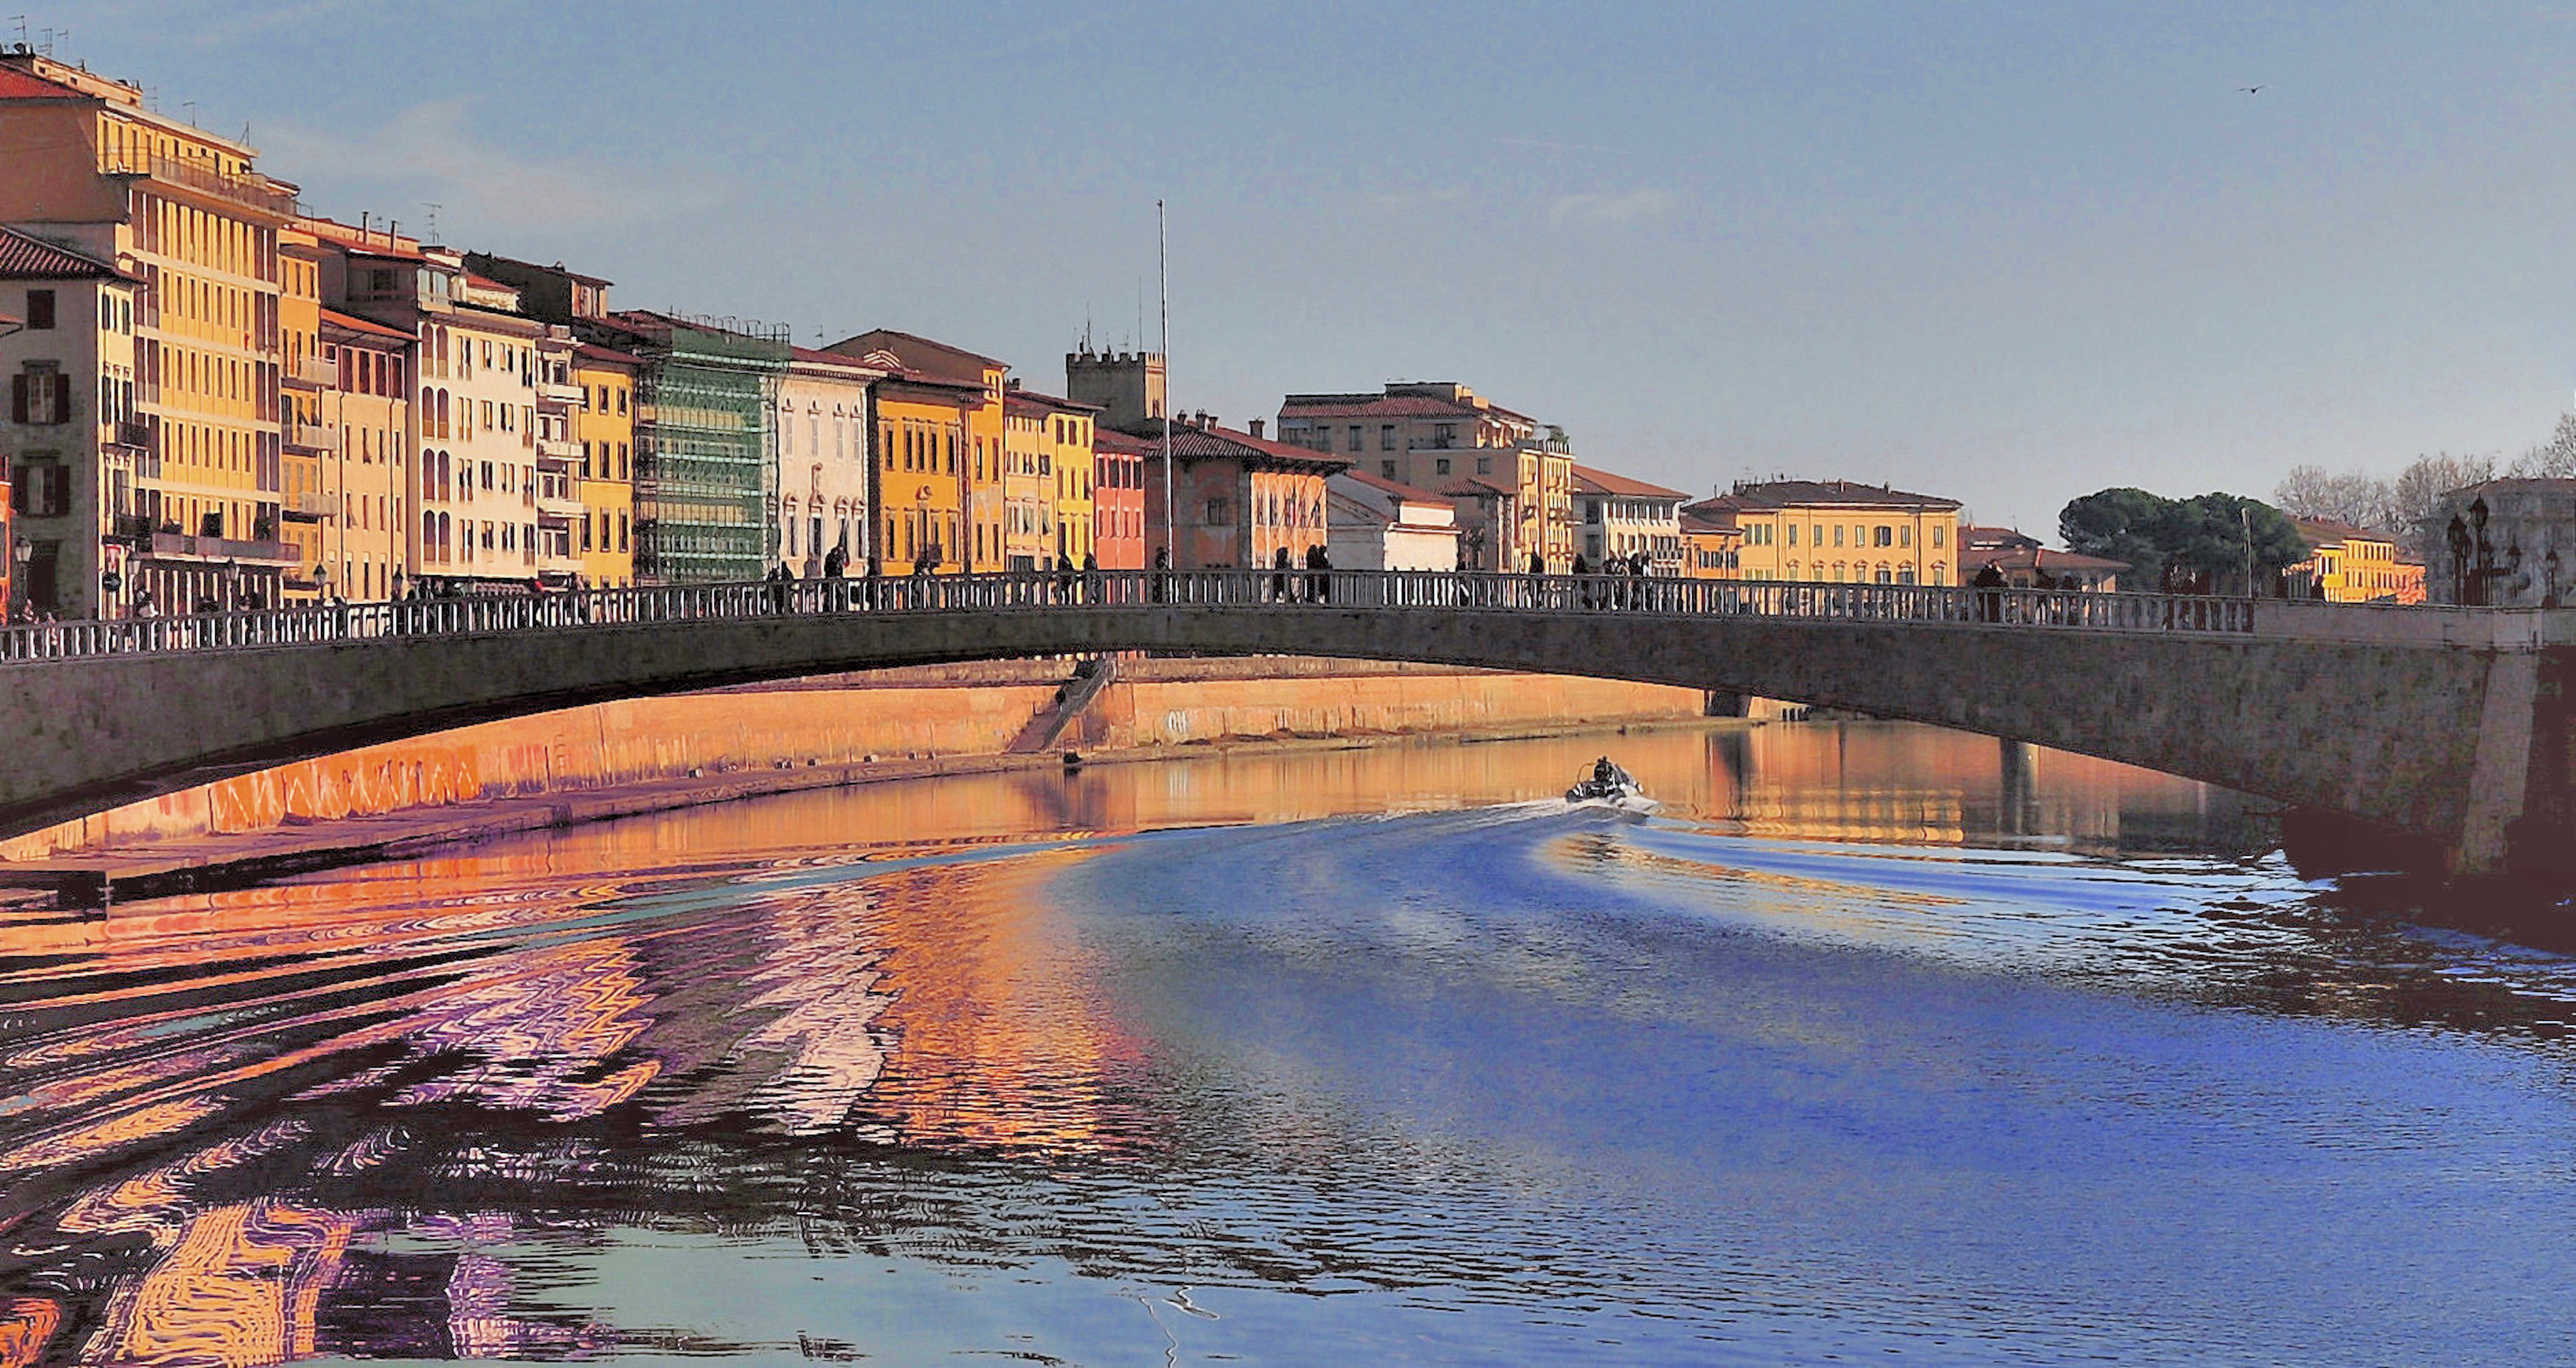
3,722,2573,1365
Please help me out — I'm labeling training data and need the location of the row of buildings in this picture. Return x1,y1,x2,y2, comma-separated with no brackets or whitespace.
0,47,2432,620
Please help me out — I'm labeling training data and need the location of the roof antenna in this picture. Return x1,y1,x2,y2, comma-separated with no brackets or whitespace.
421,202,440,245
6,18,25,46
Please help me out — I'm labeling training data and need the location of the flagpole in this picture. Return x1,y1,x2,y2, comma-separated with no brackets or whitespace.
1158,198,1173,568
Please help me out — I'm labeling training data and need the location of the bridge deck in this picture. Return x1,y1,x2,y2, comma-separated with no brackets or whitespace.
0,569,2536,664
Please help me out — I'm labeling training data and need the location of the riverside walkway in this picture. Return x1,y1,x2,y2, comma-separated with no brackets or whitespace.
0,569,2562,878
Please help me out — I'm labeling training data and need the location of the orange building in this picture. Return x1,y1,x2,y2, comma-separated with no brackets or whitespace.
1135,412,1349,569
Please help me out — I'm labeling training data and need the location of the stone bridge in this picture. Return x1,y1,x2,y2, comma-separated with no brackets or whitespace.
0,570,2563,878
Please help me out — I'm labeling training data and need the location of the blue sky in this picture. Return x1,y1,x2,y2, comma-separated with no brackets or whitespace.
36,0,2576,532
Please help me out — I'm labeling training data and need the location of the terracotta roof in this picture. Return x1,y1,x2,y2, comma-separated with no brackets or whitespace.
1336,468,1448,502
1966,545,2130,576
1001,384,1100,414
827,328,1005,380
1679,508,1740,535
319,307,412,342
1439,476,1518,500
2291,516,2390,547
788,345,885,376
1280,393,1486,420
1112,418,1352,471
1571,464,1688,501
1093,427,1156,456
0,226,131,280
574,342,643,369
469,251,611,287
1958,525,2041,550
1701,479,1963,512
0,66,87,100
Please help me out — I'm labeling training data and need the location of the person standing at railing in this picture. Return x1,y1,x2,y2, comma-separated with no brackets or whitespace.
1973,561,2004,623
1272,546,1294,604
1082,550,1099,607
1305,543,1332,605
823,543,849,612
1152,545,1172,604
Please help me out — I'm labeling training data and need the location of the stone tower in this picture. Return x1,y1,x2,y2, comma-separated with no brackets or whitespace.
1065,346,1165,432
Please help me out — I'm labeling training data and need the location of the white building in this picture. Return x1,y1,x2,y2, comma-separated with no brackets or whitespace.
1572,464,1686,573
1327,468,1459,571
0,226,144,618
779,348,879,575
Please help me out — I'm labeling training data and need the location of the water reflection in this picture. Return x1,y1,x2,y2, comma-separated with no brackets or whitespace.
0,722,2569,1364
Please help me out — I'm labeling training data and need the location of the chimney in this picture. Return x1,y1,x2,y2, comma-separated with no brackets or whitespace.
1248,418,1265,439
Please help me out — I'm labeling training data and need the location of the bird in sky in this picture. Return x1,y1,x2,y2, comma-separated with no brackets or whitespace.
2240,85,2265,94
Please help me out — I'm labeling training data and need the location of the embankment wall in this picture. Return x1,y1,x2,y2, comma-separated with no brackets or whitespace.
6,663,1700,857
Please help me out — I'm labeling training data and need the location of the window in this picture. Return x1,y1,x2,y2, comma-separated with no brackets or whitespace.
1435,457,1451,475
1205,496,1230,525
1381,460,1397,478
1380,424,1397,451
1875,525,1893,547
1900,526,1912,548
1347,424,1364,452
1476,456,1491,474
11,460,69,517
23,289,54,330
1787,524,1798,546
11,364,70,426
1433,423,1456,448
1932,525,1945,548
1833,525,1844,547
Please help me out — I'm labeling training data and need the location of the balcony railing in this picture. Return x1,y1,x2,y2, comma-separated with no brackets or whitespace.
285,490,334,520
537,436,584,462
284,418,334,450
288,354,338,388
145,531,298,564
106,419,153,451
538,380,587,406
99,148,299,218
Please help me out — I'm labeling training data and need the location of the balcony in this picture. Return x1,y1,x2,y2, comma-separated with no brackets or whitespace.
538,380,587,406
537,436,584,462
284,490,335,521
99,148,300,219
146,531,297,564
110,513,156,545
284,417,334,450
105,418,153,452
287,354,338,389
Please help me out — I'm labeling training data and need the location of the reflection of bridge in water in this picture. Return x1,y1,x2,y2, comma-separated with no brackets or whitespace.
0,568,2563,875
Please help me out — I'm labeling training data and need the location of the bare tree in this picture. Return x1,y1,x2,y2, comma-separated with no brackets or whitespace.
2272,464,2395,530
2389,451,2500,559
2511,410,2576,479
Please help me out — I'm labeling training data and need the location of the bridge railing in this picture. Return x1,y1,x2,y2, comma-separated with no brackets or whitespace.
0,570,2262,665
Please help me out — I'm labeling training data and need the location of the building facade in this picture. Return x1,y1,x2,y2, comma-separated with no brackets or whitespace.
1065,345,1164,431
0,52,303,611
1957,526,2126,593
776,348,877,576
2423,480,2573,607
1277,382,1574,571
571,343,637,588
1572,464,1686,572
1091,425,1149,570
828,330,1007,572
1690,480,1961,586
0,225,144,618
593,313,788,584
1136,413,1348,569
2287,517,2423,604
1327,469,1459,571
1678,504,1742,580
314,308,411,602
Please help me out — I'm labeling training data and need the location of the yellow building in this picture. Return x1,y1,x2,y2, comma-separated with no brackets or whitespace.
828,329,1007,571
0,51,300,609
277,221,328,600
2289,518,2426,604
1679,504,1743,580
315,308,411,602
574,343,639,588
1000,385,1099,569
1690,479,1961,585
853,354,983,573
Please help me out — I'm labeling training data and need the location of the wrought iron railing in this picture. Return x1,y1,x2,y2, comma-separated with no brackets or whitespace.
0,571,2272,665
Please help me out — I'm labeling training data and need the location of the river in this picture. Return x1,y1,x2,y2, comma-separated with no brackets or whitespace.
2,722,2572,1365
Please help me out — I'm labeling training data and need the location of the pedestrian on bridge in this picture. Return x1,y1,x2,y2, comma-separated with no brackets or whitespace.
1272,546,1294,604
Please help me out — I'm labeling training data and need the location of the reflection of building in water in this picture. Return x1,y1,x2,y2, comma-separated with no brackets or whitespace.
847,848,1157,1155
